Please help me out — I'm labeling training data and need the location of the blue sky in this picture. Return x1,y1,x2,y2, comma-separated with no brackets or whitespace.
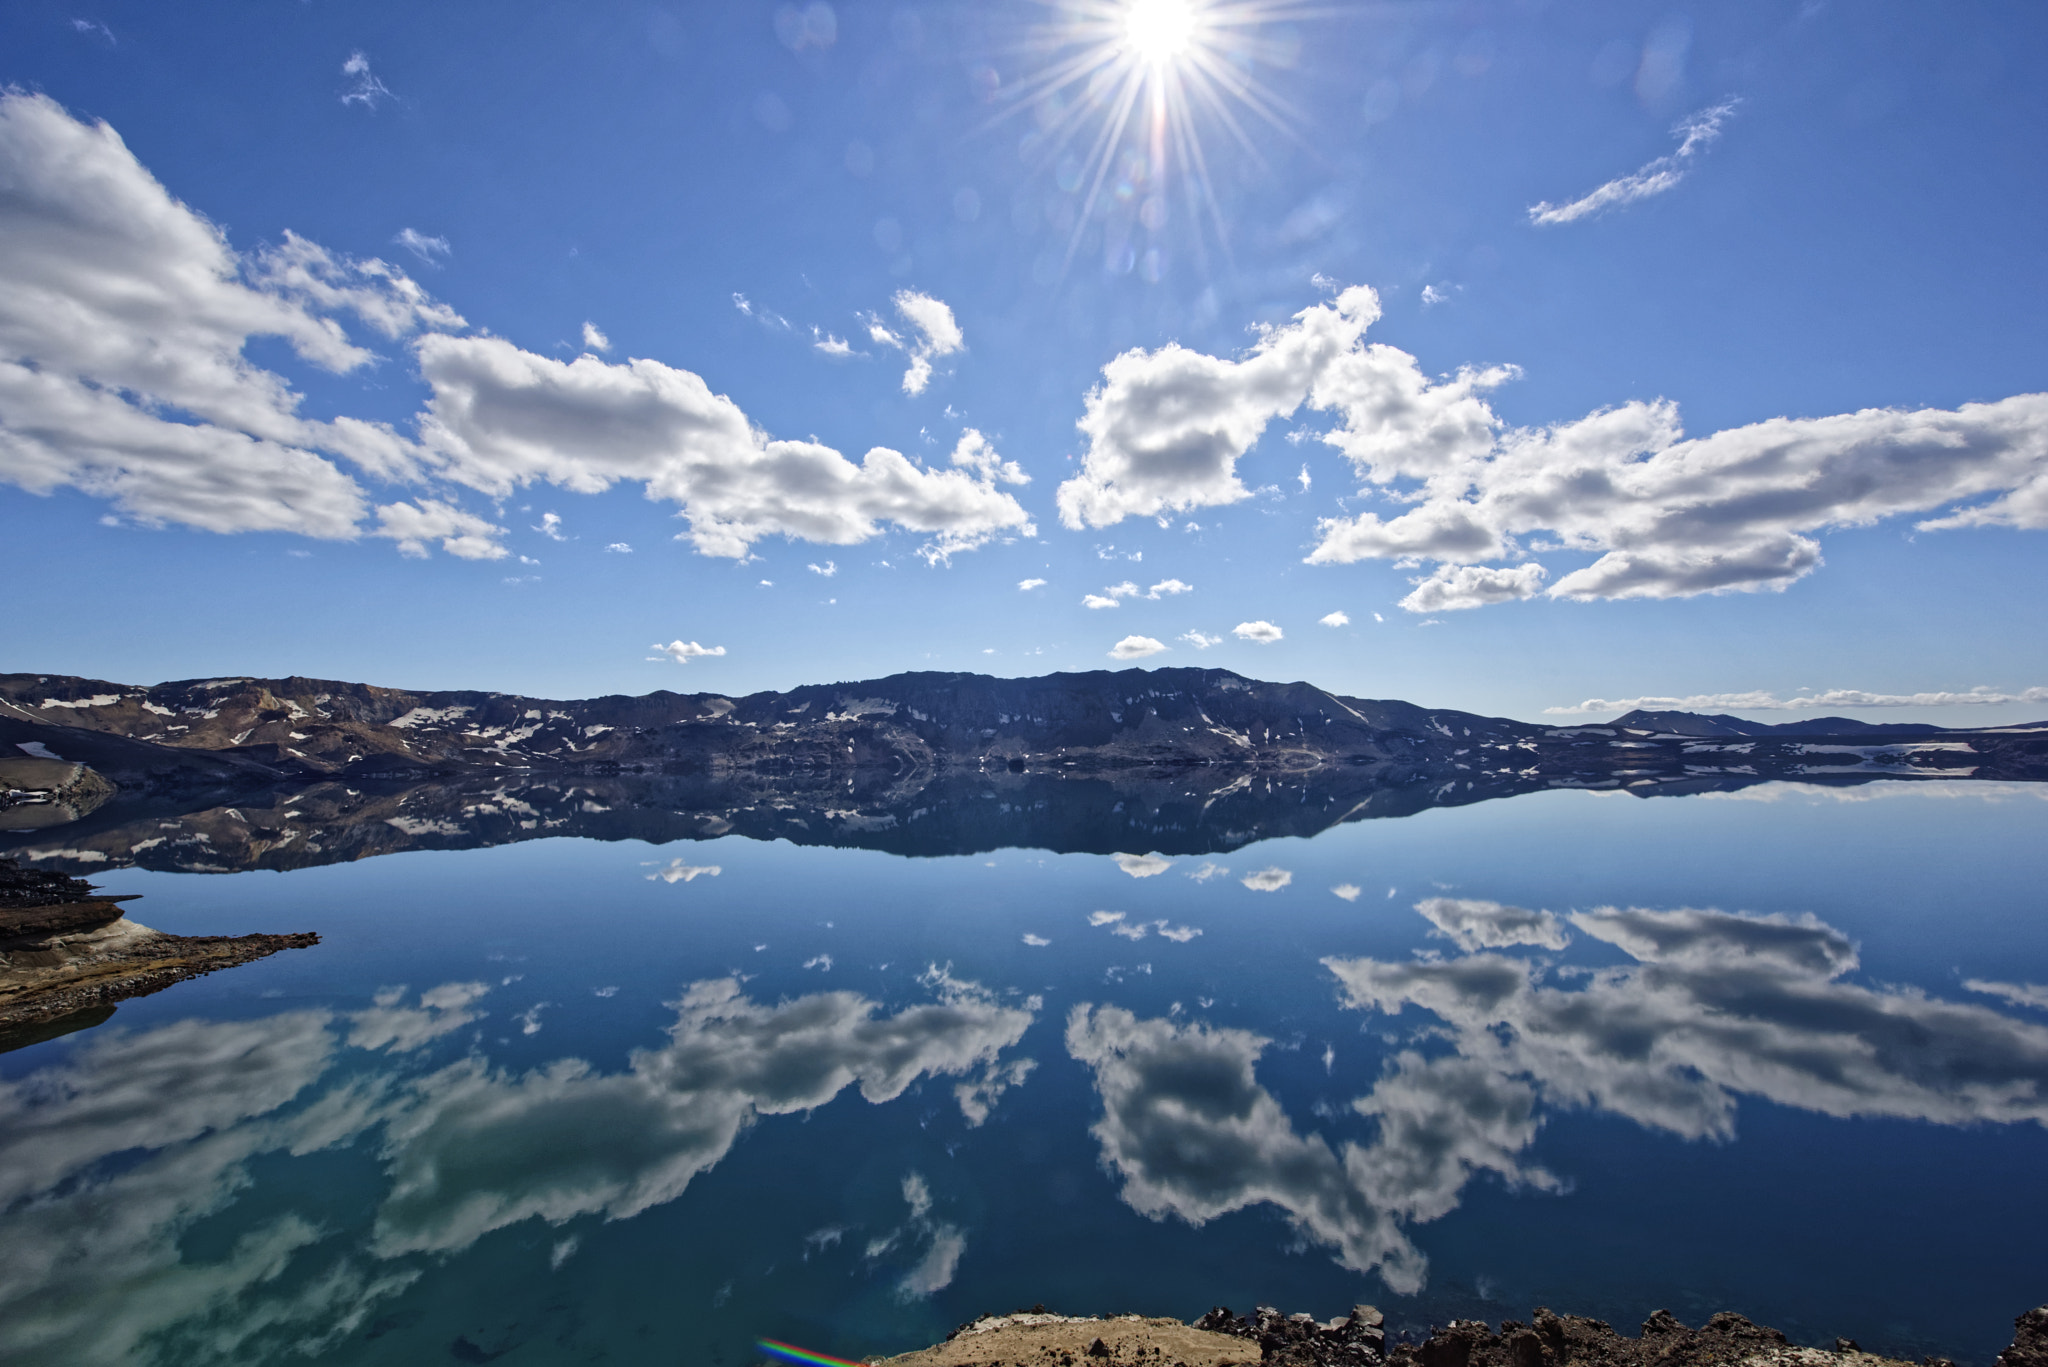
3,0,2046,724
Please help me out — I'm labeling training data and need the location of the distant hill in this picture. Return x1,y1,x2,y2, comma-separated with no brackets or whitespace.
1607,708,2007,738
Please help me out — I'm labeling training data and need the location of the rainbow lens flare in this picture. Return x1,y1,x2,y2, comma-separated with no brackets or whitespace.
758,1338,871,1367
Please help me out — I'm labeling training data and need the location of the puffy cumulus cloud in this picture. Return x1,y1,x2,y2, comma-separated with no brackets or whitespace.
1415,897,1571,953
1310,383,2048,608
0,92,464,541
414,336,1032,562
1323,904,2048,1144
1018,577,1047,591
1114,852,1173,878
1319,610,1350,627
372,499,509,559
1241,866,1292,891
1544,684,2048,715
1528,101,1739,227
1232,620,1283,644
1065,1005,1428,1293
865,290,965,396
1110,635,1167,660
1050,270,2048,610
0,1011,421,1364
581,321,611,353
370,975,1038,1256
1056,286,1382,528
652,640,727,664
0,95,1031,566
1398,563,1546,613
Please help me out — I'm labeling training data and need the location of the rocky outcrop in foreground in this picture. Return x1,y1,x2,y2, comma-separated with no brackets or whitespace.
882,1304,2048,1367
0,858,317,1034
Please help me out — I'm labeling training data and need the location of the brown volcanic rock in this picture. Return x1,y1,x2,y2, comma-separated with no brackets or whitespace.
1993,1308,2048,1367
0,857,318,1029
878,1314,1256,1367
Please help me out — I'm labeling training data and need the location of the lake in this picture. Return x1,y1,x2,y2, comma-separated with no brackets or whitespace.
3,777,2045,1367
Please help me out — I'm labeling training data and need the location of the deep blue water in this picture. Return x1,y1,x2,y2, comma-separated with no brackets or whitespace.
3,781,2046,1366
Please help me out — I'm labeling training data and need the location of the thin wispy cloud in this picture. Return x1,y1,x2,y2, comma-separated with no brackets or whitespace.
394,228,450,264
1529,100,1740,226
1547,685,2048,715
340,51,394,109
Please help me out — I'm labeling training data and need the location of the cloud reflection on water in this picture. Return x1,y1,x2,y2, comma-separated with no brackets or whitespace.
0,973,1037,1364
1068,897,2048,1295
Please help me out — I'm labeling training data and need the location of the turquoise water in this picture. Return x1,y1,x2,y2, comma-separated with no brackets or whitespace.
3,782,2046,1366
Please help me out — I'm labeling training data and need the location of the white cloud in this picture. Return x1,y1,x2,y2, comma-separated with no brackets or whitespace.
813,330,854,357
0,93,466,543
1241,866,1292,891
372,500,509,560
535,510,566,540
1179,630,1222,649
1415,897,1572,953
1187,862,1227,882
606,542,632,553
412,336,1034,562
340,51,394,109
1056,286,1382,528
1232,620,1283,644
1022,933,1052,947
808,559,837,577
394,228,450,264
1050,272,2048,610
1399,563,1547,613
1319,610,1350,627
1109,635,1167,660
1113,853,1172,878
1018,577,1047,591
1528,101,1739,226
1332,884,1363,901
1088,910,1127,926
652,639,726,664
581,321,611,353
1083,594,1121,610
1146,577,1192,597
0,95,1034,567
1965,980,2048,1012
865,290,965,395
1545,685,2048,715
647,859,721,883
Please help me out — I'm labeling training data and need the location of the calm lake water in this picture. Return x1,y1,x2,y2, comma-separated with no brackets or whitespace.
4,779,2046,1366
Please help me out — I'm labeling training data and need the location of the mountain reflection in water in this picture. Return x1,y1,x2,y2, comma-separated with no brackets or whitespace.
4,891,2044,1362
9,766,2044,876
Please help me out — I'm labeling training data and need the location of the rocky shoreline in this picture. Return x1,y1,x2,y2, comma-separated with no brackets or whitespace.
881,1305,2047,1367
0,858,317,1036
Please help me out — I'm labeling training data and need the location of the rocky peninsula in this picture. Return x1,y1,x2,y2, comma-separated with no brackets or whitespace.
0,857,317,1038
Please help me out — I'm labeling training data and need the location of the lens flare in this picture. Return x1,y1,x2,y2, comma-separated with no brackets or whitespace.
991,0,1315,278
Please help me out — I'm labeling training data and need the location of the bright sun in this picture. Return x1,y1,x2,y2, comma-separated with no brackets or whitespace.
1122,0,1198,64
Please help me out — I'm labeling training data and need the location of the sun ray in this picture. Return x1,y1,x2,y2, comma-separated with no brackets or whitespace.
985,0,1323,283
